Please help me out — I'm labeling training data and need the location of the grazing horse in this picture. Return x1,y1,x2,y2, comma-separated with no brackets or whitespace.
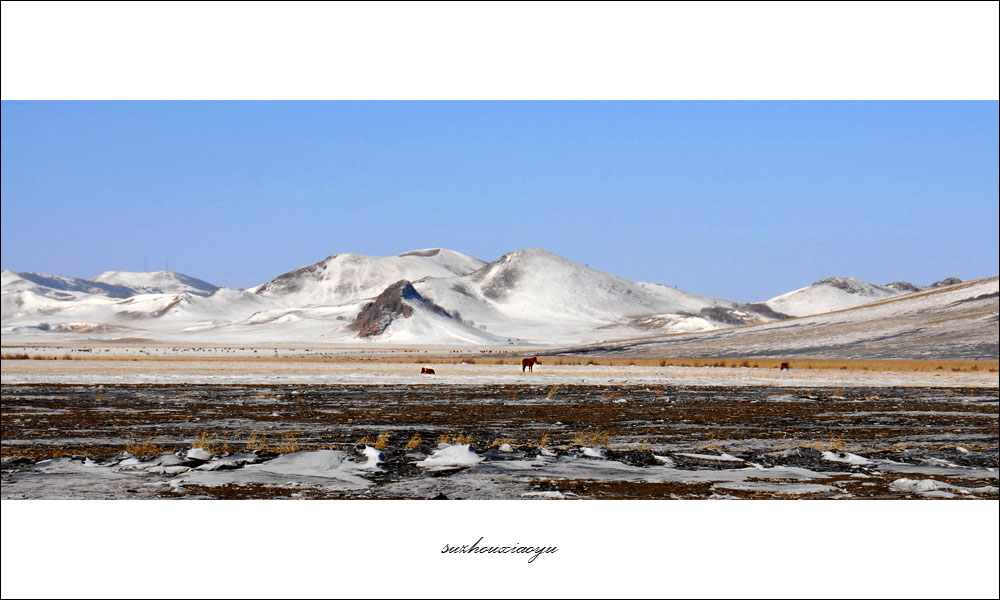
420,367,435,375
521,356,540,373
779,362,790,371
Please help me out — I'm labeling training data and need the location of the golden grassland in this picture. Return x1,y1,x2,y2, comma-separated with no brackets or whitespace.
543,357,1000,372
3,351,996,373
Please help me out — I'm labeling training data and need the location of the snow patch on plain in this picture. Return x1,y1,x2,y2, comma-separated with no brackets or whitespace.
417,444,483,469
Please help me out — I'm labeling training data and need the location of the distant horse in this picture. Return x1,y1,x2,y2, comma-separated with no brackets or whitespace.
421,367,436,375
521,356,540,373
779,362,790,371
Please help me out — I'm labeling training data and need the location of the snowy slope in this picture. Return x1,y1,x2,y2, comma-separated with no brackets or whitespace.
92,270,217,296
2,269,218,299
560,277,999,360
763,276,962,317
249,248,486,307
350,280,506,345
411,248,772,344
3,270,244,338
465,248,726,319
1,270,134,299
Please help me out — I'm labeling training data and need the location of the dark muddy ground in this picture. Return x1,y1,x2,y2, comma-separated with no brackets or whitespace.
2,384,997,499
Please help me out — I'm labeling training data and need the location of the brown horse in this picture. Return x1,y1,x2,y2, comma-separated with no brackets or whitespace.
521,356,540,372
420,367,435,375
779,362,790,371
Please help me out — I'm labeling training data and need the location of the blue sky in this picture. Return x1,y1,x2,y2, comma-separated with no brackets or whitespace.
1,101,997,301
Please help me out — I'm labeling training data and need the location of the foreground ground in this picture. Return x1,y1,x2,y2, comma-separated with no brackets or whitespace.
2,355,997,499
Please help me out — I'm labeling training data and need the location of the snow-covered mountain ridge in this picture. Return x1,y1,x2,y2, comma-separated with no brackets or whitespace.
1,249,981,348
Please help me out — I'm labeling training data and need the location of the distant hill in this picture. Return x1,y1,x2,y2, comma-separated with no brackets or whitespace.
764,276,964,317
555,277,999,361
92,270,218,296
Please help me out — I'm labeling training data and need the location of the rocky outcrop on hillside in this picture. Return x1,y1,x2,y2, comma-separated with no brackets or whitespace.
349,280,454,338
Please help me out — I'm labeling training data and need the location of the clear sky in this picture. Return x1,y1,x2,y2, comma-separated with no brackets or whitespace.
1,101,997,302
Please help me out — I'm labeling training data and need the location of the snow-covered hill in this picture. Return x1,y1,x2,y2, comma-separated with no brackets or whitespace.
2,249,986,353
411,248,779,344
249,248,486,307
1,270,135,299
2,269,222,336
346,279,504,345
764,276,964,317
559,277,999,360
2,268,218,303
92,270,217,296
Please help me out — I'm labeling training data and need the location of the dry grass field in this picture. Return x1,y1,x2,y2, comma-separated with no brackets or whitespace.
3,350,996,373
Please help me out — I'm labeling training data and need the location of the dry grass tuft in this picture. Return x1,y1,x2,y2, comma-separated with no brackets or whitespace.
126,437,165,456
276,431,301,453
192,431,226,454
572,429,611,448
405,433,423,449
700,438,722,451
246,431,269,452
801,438,844,451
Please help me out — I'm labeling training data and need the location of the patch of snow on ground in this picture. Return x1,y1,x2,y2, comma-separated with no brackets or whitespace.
171,449,375,490
675,452,745,462
417,444,483,469
888,478,998,498
821,451,873,465
186,448,212,461
520,491,566,499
